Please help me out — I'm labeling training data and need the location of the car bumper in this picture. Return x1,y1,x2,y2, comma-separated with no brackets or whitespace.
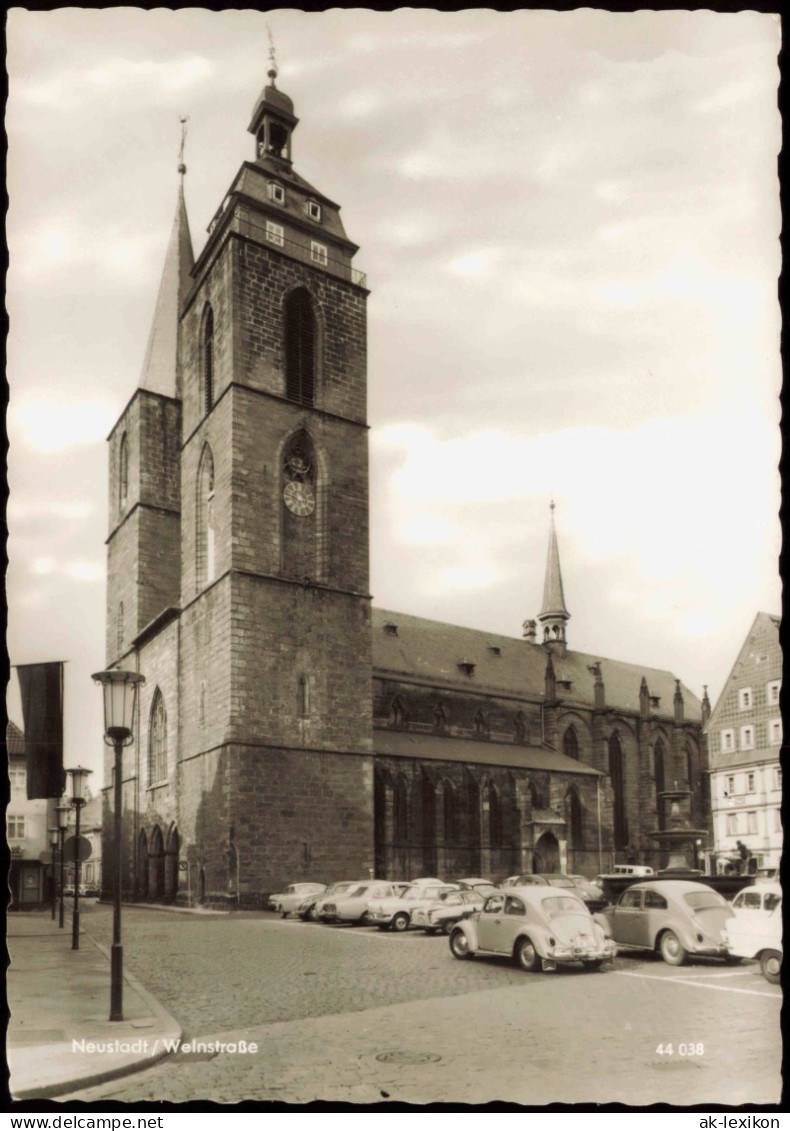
367,911,394,924
689,942,729,956
546,942,617,963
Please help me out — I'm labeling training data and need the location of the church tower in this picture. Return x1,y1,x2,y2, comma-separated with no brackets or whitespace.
176,56,374,899
537,501,570,653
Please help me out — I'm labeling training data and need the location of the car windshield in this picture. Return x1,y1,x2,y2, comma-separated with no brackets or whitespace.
541,895,586,917
684,891,728,911
403,887,433,901
441,894,463,906
546,876,574,887
343,885,367,897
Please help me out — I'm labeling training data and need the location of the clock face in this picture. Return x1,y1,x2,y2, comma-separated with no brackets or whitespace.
283,480,315,517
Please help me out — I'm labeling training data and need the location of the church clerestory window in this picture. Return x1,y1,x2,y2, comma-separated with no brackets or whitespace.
563,726,579,760
148,690,168,786
284,289,316,406
119,433,128,509
202,305,214,414
197,444,216,591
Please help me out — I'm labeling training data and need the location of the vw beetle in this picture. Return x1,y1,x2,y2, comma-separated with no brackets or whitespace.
449,885,616,972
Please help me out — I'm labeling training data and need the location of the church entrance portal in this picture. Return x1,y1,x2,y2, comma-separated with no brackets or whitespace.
532,831,560,873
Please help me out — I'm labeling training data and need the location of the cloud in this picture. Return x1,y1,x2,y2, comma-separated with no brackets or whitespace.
15,55,215,110
12,220,163,287
10,398,117,453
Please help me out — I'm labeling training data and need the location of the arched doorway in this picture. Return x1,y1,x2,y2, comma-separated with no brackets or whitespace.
533,831,560,874
164,826,180,902
148,825,165,902
137,829,149,901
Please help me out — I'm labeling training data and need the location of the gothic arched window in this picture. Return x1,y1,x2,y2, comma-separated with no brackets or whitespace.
565,788,583,849
202,305,214,413
394,776,409,846
284,288,316,406
514,712,527,744
148,690,168,785
609,731,628,850
389,697,405,728
442,781,456,844
487,782,501,849
433,703,448,731
473,709,489,739
298,674,312,717
119,433,128,509
563,725,579,760
654,738,666,829
196,444,215,590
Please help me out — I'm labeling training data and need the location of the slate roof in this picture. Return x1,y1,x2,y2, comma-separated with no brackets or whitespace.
139,179,194,397
375,729,600,776
372,608,701,722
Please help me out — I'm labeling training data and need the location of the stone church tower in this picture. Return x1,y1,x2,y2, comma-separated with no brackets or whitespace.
105,63,374,904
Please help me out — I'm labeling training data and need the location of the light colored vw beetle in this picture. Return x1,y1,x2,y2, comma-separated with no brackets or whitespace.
449,886,616,972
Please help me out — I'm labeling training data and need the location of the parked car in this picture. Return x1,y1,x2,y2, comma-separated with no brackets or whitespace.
722,882,782,984
299,881,358,921
367,882,460,932
501,874,548,887
449,886,616,972
321,881,404,925
269,882,326,917
598,864,655,880
597,880,735,966
412,888,490,934
518,873,600,907
454,877,496,893
567,874,604,899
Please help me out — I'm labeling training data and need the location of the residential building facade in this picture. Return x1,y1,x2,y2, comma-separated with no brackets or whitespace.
705,612,783,872
6,721,56,910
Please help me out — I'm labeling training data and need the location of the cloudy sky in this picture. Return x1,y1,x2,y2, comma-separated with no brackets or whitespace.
6,8,781,784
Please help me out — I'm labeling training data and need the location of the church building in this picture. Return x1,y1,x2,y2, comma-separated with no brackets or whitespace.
102,63,710,905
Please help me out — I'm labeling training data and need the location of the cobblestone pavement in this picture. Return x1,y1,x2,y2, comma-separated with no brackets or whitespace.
72,903,782,1107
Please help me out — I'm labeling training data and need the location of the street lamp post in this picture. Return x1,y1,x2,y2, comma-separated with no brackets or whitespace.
56,802,70,929
49,827,59,920
93,669,145,1022
65,765,92,950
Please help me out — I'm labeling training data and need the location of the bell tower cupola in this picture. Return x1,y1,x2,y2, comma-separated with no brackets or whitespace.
248,39,298,166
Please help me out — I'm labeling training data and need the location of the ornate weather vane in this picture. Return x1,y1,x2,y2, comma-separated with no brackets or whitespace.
267,23,278,86
178,115,189,177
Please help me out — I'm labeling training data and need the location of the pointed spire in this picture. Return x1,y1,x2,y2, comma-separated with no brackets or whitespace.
639,676,650,720
701,685,711,726
537,500,570,649
674,679,685,726
139,122,195,399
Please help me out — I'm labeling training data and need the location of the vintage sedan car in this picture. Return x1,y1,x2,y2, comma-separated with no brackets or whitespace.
449,886,616,972
599,880,735,966
367,882,460,932
722,882,782,984
270,882,326,917
299,881,358,921
412,888,489,934
321,881,404,925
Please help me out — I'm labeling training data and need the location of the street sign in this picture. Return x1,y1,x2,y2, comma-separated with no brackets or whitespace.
178,860,188,872
63,835,92,862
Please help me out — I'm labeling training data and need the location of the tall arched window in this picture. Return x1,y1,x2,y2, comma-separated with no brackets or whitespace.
117,603,124,655
685,744,695,792
148,690,168,785
442,781,456,844
388,697,404,727
284,288,316,405
298,674,312,717
487,782,501,849
119,433,128,509
514,712,527,743
565,788,583,850
654,738,666,829
563,725,579,760
609,731,628,850
433,703,448,731
202,305,214,413
394,776,408,846
473,709,489,739
196,444,215,590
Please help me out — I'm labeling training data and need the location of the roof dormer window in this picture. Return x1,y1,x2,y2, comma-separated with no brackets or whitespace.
306,200,321,222
458,661,475,677
268,182,286,205
649,695,661,708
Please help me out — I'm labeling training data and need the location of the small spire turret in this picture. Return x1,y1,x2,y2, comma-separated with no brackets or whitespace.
537,499,570,653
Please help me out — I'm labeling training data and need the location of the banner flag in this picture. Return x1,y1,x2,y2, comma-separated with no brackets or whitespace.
17,662,66,799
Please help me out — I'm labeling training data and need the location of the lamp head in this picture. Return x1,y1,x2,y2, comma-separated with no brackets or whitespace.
56,802,71,830
92,669,145,745
66,764,92,804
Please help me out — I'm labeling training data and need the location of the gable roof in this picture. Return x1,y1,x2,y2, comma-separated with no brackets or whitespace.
6,719,25,756
705,611,781,738
371,608,701,722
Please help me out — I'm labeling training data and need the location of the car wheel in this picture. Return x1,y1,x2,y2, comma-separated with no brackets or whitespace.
307,904,319,922
659,930,687,966
515,936,541,972
582,959,604,970
359,912,371,927
449,929,472,960
391,912,410,933
760,950,781,985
